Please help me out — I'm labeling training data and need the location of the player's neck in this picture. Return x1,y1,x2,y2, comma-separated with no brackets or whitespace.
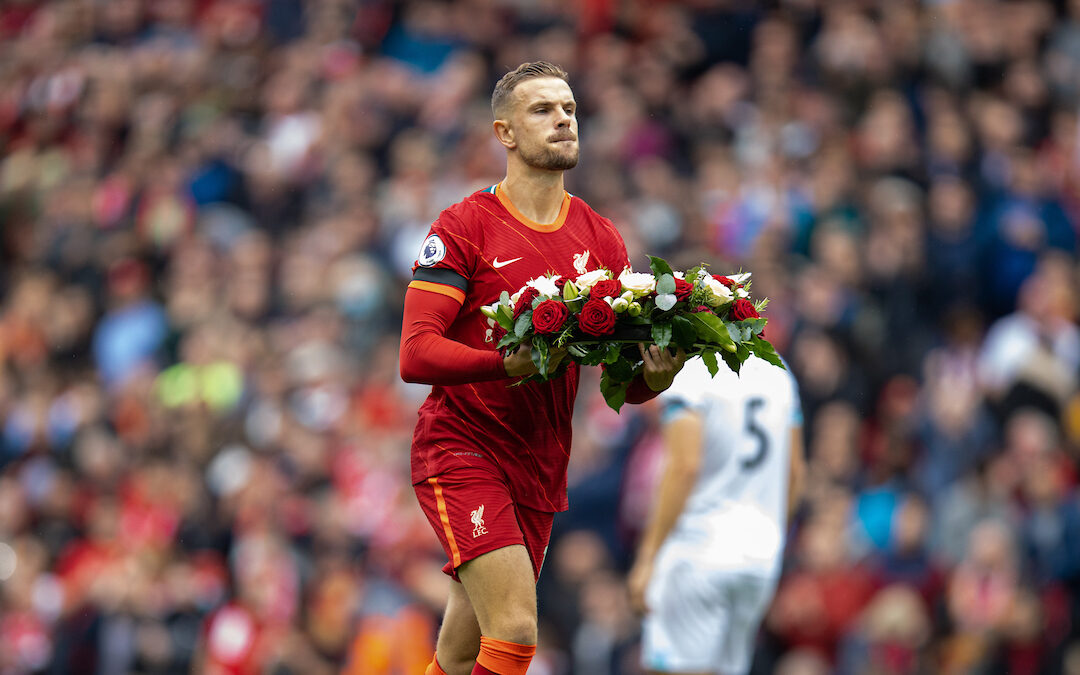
500,168,566,225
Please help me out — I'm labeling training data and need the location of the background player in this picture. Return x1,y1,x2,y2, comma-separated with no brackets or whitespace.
628,354,805,675
399,62,685,675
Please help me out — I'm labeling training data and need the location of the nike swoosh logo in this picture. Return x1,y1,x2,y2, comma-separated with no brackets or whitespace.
491,257,523,269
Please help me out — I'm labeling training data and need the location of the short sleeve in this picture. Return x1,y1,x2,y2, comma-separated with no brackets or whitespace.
659,358,712,422
411,209,482,297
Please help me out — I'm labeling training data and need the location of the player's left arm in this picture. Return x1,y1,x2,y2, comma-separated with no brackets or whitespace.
628,408,703,613
597,218,687,402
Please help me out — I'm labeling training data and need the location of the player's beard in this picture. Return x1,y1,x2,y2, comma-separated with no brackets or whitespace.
519,142,579,171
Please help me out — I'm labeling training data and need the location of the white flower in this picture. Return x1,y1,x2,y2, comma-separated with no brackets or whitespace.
620,290,634,304
511,291,522,305
736,287,749,298
627,302,642,317
703,276,734,307
575,269,611,289
728,272,752,284
674,271,685,280
617,270,656,297
612,297,630,313
527,274,561,297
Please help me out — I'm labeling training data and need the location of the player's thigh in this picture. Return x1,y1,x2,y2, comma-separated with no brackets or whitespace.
641,550,730,674
718,574,776,675
457,543,537,636
414,465,549,581
436,581,482,674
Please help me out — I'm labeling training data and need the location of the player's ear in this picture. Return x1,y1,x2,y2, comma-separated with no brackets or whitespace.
493,119,516,150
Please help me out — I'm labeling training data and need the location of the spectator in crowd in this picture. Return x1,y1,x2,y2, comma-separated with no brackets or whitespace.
0,1,1077,673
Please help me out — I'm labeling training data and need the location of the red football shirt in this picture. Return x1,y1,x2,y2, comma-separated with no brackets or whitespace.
405,184,631,511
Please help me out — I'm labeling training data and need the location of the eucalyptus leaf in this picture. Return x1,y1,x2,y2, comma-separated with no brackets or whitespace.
656,274,676,295
500,290,510,305
726,322,743,345
655,293,677,311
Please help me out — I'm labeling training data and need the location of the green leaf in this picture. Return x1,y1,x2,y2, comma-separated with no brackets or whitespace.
495,304,515,330
600,371,630,412
726,322,743,345
655,293,676,311
514,312,532,338
604,343,622,364
737,317,767,336
532,340,549,378
700,349,719,377
685,312,736,350
496,334,518,351
651,321,672,350
567,343,589,358
736,342,751,361
720,348,742,375
750,336,786,369
671,315,696,350
580,347,609,366
648,255,674,278
656,273,676,295
606,355,634,382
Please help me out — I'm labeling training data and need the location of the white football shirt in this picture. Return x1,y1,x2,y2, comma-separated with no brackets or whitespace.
658,354,802,577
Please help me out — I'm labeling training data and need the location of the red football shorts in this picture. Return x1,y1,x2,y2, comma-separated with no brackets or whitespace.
414,465,553,582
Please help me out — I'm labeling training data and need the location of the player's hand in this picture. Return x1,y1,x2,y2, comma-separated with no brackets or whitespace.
503,341,568,378
627,557,653,614
638,343,687,392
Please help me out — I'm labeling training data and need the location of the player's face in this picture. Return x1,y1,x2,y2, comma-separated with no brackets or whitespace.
508,78,579,171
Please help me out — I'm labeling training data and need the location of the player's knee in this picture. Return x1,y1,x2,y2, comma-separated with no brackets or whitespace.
484,605,538,645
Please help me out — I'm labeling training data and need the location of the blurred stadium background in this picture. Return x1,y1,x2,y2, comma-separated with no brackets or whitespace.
0,0,1079,673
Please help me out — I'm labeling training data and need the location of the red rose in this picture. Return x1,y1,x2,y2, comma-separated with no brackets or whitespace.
513,287,540,320
674,278,694,302
578,298,617,336
730,298,760,321
713,275,735,286
590,279,622,299
532,299,569,334
554,277,568,291
692,305,712,313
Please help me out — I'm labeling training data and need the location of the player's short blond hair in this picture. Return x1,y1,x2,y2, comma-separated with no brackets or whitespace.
491,62,570,120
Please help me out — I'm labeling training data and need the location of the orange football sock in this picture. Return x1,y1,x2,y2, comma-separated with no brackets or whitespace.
426,654,448,675
471,636,535,674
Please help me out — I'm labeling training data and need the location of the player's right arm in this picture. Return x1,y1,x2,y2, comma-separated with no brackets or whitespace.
786,425,806,527
627,408,704,613
398,287,559,384
399,212,560,385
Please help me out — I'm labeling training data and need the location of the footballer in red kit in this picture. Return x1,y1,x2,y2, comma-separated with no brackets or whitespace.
400,62,684,675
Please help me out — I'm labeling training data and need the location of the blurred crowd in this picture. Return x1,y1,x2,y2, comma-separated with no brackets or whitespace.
0,0,1079,673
